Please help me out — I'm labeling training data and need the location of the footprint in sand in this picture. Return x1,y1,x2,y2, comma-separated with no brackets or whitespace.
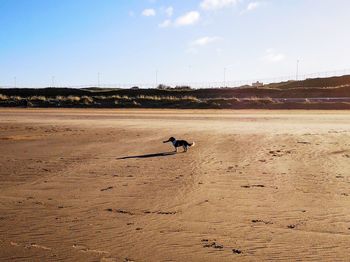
106,208,134,215
100,186,113,192
201,239,224,249
24,243,52,250
73,244,108,255
241,184,265,188
297,141,311,145
269,150,291,157
156,211,177,215
232,249,243,254
143,210,177,215
251,219,273,225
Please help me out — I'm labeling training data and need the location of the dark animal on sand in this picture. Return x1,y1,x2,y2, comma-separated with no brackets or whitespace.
163,137,195,153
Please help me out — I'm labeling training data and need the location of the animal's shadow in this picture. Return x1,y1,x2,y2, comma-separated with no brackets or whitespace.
117,152,178,160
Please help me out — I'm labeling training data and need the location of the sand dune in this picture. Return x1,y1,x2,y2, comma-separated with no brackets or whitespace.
1,109,350,261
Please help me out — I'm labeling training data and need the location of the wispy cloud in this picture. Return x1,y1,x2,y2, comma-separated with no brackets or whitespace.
247,2,261,11
263,48,286,62
200,0,239,10
165,6,174,17
187,36,222,54
158,19,171,28
175,11,200,26
191,36,221,46
142,8,156,17
240,1,263,14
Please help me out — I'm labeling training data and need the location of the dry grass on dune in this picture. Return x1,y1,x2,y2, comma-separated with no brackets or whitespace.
0,94,204,107
2,92,350,109
0,94,9,101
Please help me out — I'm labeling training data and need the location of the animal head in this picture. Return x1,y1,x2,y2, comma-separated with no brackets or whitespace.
163,137,176,143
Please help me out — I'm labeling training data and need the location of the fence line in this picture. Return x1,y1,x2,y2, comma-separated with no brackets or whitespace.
1,68,350,89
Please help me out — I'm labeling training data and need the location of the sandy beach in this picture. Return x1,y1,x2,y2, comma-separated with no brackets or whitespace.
1,109,350,261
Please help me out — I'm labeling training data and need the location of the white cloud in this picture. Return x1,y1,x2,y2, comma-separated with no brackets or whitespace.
175,11,200,26
142,8,156,17
191,36,221,46
159,19,171,28
263,49,286,62
247,2,261,11
165,6,174,17
187,36,221,54
200,0,238,10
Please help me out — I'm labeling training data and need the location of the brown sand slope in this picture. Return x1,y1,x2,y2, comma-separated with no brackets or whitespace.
1,109,350,261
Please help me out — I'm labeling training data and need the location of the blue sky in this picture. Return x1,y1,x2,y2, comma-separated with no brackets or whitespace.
1,0,350,87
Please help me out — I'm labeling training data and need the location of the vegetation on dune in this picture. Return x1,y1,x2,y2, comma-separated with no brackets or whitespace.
0,94,9,100
0,93,276,108
264,75,350,89
1,93,350,109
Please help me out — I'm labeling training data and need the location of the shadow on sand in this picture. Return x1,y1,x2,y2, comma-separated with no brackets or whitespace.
117,152,177,160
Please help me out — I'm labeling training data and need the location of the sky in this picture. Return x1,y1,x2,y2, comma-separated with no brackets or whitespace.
1,0,350,87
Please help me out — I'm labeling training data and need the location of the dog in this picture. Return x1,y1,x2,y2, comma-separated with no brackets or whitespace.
163,137,195,152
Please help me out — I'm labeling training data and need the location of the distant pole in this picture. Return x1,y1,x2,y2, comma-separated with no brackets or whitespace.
296,60,300,81
188,65,192,84
51,76,55,87
14,76,16,88
155,69,158,88
224,67,226,87
97,72,100,87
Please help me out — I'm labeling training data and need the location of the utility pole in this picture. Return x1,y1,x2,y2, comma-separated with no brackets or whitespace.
14,76,16,88
296,60,300,81
155,69,158,88
51,76,55,87
224,67,227,87
97,72,100,87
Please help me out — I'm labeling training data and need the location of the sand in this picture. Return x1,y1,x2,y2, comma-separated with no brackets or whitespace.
1,108,350,261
